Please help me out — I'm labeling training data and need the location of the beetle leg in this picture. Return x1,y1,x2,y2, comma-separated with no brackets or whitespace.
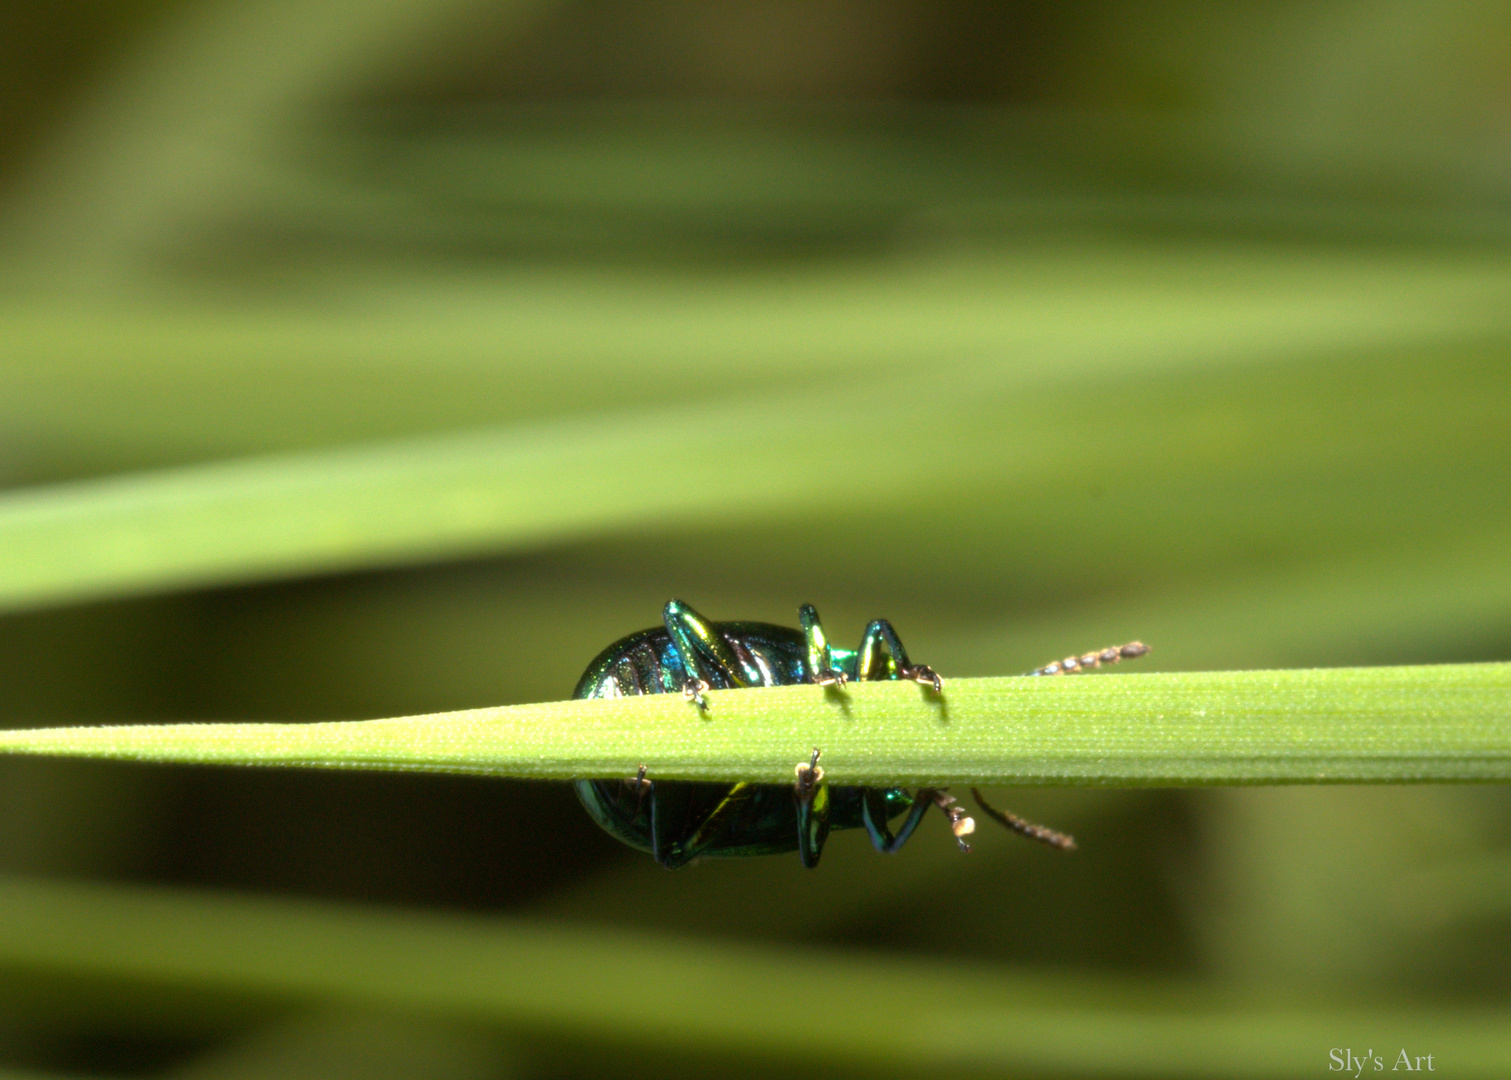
856,619,942,692
665,599,760,692
646,778,671,866
972,789,1077,850
680,677,711,709
623,764,652,814
860,789,931,854
676,782,757,859
1026,641,1149,677
924,789,976,853
798,604,847,686
793,748,831,868
645,779,708,869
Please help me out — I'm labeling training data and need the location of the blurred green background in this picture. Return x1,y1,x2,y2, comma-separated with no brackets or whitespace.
1,1,1509,1076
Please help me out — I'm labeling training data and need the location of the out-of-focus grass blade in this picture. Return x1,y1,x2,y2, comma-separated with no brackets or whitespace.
3,240,1509,468
1,0,553,282
166,1012,521,1080
939,526,1511,676
2,295,1510,612
160,515,1508,721
0,390,901,611
0,874,1505,1079
0,664,1505,785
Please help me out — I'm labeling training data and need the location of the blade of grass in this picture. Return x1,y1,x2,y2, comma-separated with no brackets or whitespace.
0,390,902,612
0,874,1505,1079
0,664,1505,785
3,239,1509,466
2,297,1510,614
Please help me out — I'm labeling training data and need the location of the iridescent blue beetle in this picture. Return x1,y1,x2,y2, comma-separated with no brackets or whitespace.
573,600,1147,869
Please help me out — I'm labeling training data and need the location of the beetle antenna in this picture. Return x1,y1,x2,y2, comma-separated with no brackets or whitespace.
971,789,1077,851
928,790,976,853
1026,641,1148,677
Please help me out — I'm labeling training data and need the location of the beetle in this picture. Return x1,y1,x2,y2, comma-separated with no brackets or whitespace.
572,599,1147,869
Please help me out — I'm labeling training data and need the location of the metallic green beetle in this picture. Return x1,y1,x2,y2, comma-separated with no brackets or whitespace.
572,600,1147,869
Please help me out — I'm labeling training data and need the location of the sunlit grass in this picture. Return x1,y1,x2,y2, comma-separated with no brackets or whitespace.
0,664,1505,785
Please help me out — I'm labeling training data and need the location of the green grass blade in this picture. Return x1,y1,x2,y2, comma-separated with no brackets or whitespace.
2,241,1510,614
3,331,1510,617
1,664,1505,785
0,874,1505,1078
4,241,1510,469
0,386,954,612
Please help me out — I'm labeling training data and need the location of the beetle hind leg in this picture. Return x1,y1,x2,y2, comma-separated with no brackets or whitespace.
680,677,712,708
644,774,681,868
675,783,757,862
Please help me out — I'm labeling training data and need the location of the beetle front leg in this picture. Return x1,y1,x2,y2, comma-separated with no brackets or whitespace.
863,789,974,854
856,619,941,692
793,748,831,868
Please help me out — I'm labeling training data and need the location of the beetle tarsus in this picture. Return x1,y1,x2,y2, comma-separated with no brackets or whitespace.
1027,641,1148,677
902,664,942,693
794,748,824,799
927,790,975,853
814,668,848,688
971,788,1077,851
681,677,712,708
